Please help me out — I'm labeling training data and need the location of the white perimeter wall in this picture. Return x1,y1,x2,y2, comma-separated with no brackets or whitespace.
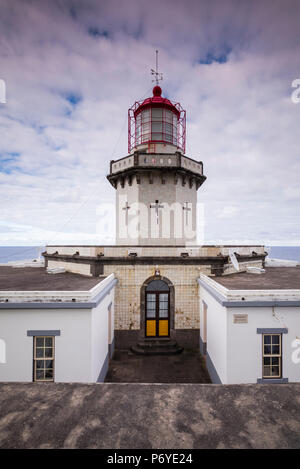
0,308,91,383
0,291,115,383
200,284,300,384
226,306,300,384
90,286,115,382
200,286,227,383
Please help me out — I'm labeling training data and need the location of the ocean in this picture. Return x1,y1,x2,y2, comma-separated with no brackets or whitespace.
0,245,300,263
0,246,45,263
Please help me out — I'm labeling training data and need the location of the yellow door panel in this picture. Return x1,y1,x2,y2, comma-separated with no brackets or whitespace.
159,320,169,336
146,320,156,337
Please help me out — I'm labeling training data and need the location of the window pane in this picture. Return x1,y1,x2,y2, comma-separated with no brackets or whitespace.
152,108,162,120
271,357,279,366
152,133,162,141
272,345,280,355
36,360,45,369
45,338,53,347
264,357,271,366
142,110,150,122
165,111,172,123
264,335,271,345
152,122,162,132
146,280,169,292
147,293,156,301
147,309,156,318
271,366,279,376
272,335,280,345
36,338,44,347
36,348,44,358
36,370,44,380
143,122,150,132
45,360,54,369
165,123,172,135
45,370,53,379
159,308,168,318
263,366,271,376
159,294,168,302
264,345,271,355
45,348,53,358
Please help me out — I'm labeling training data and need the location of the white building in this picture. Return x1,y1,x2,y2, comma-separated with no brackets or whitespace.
0,266,117,383
199,267,300,384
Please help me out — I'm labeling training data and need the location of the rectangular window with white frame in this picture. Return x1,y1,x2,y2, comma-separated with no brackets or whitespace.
33,336,55,382
262,334,282,379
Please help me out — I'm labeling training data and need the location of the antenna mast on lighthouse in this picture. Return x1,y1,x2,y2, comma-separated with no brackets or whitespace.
151,50,163,86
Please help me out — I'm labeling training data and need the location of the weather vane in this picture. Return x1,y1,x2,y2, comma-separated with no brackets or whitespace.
151,50,163,86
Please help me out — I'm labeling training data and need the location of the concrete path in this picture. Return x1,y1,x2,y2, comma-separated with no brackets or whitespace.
105,351,211,383
0,382,300,449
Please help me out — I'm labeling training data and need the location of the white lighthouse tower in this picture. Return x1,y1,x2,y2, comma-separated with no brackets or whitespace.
107,59,206,246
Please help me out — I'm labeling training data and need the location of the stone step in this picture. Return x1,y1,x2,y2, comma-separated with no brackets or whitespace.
131,339,184,356
136,339,178,349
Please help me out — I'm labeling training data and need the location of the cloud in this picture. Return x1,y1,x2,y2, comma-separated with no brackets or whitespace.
0,0,299,246
218,206,239,219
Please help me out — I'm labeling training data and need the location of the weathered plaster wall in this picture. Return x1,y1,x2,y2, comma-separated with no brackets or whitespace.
103,264,211,330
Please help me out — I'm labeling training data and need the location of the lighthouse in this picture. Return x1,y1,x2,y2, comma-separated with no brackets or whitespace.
107,69,206,246
45,56,267,353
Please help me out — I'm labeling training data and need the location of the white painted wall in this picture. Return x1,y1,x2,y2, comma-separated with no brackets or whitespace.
0,276,117,383
0,308,92,383
200,281,300,384
90,286,115,382
226,306,300,384
116,171,198,246
200,286,228,383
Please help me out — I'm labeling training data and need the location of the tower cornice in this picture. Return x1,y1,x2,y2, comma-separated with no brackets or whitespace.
107,151,206,190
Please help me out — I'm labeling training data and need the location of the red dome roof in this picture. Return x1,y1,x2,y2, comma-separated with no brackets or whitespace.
134,86,180,118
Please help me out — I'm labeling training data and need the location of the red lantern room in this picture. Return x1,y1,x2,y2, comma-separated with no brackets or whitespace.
128,85,186,154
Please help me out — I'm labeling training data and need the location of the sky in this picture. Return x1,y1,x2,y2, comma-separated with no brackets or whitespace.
0,0,300,246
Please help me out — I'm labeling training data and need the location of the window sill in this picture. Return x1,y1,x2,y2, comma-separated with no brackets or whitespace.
257,378,288,384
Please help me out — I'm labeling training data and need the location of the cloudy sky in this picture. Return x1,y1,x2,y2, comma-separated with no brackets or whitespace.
0,0,300,246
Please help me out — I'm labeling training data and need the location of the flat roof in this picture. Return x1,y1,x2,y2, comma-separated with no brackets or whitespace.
0,382,299,449
0,266,102,291
213,267,300,290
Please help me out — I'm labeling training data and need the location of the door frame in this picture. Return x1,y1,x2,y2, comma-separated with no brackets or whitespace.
145,290,170,337
140,275,175,340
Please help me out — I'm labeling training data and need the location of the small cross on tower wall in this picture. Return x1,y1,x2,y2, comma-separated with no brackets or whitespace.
150,200,164,224
182,202,191,225
122,201,130,225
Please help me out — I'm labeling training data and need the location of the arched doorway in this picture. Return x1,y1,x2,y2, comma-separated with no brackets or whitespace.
141,276,175,338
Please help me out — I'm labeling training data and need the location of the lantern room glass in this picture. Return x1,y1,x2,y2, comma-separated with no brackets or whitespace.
135,107,178,146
